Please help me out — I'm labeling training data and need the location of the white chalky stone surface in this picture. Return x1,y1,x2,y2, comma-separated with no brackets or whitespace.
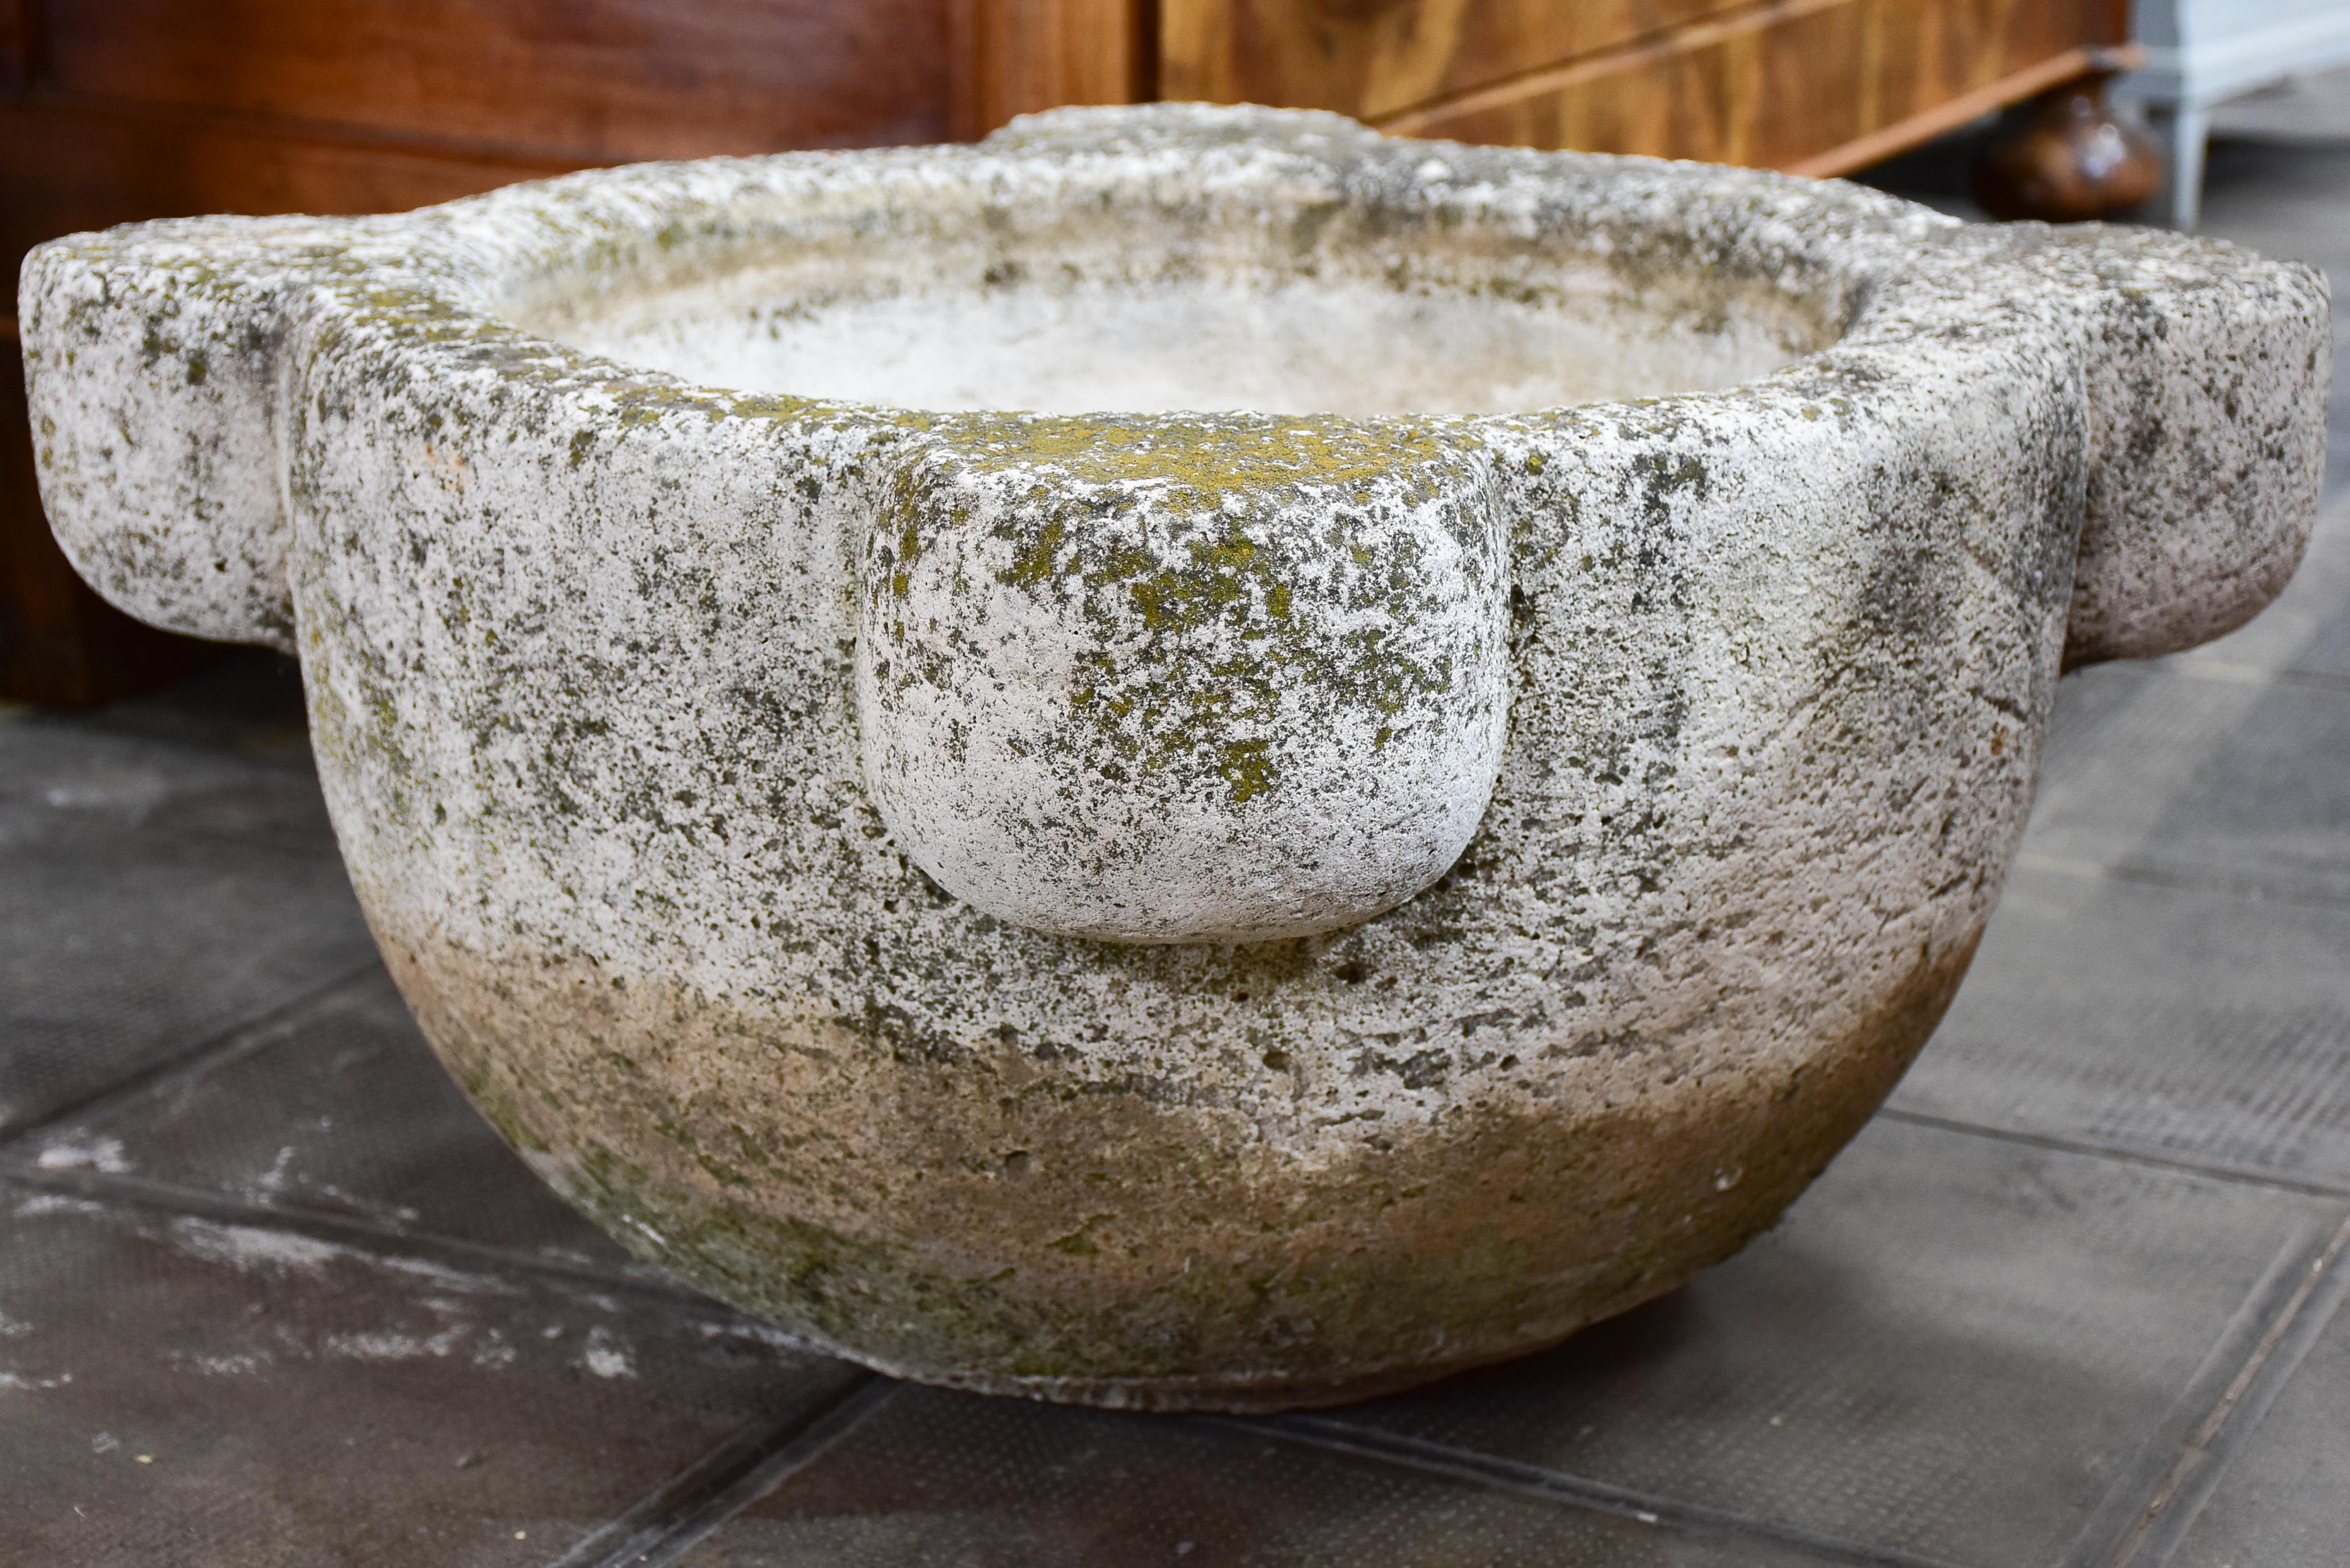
859,428,1511,943
17,104,2331,1409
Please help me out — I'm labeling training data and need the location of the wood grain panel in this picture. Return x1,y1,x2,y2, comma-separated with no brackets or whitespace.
0,98,578,281
1161,0,1752,120
952,0,1150,138
0,0,36,93
36,0,955,162
1856,0,2117,138
1382,0,2124,173
0,93,573,703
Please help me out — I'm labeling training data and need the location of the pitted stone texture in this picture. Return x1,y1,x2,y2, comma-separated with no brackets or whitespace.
2049,226,2334,665
18,217,390,654
15,103,2332,1409
861,421,1510,943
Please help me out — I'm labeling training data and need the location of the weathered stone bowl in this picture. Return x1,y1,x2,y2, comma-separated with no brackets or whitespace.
21,105,2328,1410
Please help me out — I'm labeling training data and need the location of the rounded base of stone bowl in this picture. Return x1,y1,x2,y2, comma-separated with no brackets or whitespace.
388,927,1972,1411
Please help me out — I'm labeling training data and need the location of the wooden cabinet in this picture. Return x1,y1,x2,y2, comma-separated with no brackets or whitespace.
2,0,2129,703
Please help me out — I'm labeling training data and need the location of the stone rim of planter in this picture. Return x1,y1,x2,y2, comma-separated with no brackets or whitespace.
17,104,2331,1409
23,106,2323,672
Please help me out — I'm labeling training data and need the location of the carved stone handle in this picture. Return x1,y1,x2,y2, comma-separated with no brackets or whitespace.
2045,226,2331,666
19,215,372,653
860,418,1509,944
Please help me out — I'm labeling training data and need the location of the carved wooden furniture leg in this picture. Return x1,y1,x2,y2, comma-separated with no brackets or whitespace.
1973,72,2165,223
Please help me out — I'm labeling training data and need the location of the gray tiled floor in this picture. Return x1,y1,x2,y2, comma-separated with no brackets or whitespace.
2021,665,2350,905
2170,1241,2350,1568
0,1188,862,1567
0,733,376,1136
1317,1120,2343,1568
23,968,654,1277
7,84,2350,1568
695,1386,1840,1568
1896,865,2350,1187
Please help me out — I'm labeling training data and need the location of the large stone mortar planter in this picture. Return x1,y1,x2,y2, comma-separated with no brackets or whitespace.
19,105,2330,1410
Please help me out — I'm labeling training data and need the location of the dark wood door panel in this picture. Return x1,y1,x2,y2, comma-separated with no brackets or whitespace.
0,98,575,278
0,92,591,705
36,0,955,161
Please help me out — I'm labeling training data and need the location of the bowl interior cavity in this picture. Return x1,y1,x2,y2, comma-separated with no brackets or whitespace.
506,183,1840,418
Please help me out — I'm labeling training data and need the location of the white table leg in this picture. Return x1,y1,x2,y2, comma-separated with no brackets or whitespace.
2152,100,2212,228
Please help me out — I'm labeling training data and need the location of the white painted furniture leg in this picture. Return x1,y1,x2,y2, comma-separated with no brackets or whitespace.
2154,100,2212,228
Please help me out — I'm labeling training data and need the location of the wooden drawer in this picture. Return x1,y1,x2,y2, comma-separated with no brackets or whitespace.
1163,0,2129,176
1386,0,2125,175
1161,0,1756,121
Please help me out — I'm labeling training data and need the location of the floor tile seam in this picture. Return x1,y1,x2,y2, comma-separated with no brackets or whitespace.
0,957,385,1153
140,821,353,859
2095,858,2350,915
1,801,355,863
6,716,332,777
2254,664,2350,695
2056,1219,2335,1568
0,1161,760,1322
2151,658,2350,696
1874,1107,2350,1202
1229,1414,1970,1568
2008,850,2350,918
2101,1207,2350,1568
540,1372,893,1568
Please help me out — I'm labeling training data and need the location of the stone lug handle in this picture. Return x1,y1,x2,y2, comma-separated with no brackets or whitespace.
2012,224,2330,667
16,214,374,654
859,418,1511,945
